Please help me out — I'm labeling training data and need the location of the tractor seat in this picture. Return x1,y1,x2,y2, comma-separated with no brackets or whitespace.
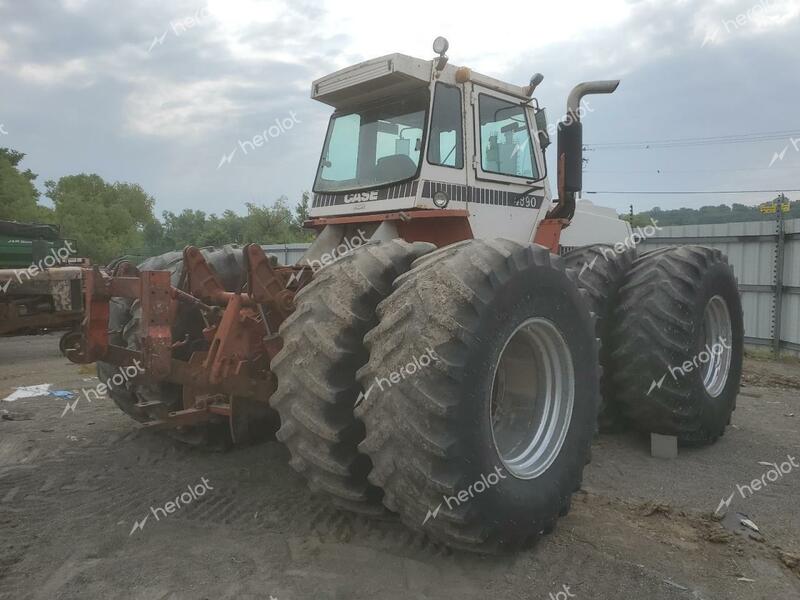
375,154,417,181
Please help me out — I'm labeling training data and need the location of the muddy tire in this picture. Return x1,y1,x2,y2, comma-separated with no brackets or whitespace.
564,244,636,430
97,246,262,447
610,245,744,443
270,240,435,515
97,297,148,423
356,239,600,553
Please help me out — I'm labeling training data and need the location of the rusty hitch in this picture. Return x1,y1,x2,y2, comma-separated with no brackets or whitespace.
67,245,296,431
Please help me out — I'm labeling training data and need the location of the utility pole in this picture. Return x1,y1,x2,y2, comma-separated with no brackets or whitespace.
773,193,786,356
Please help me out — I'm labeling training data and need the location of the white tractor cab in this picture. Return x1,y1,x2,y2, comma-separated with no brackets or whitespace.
302,36,629,262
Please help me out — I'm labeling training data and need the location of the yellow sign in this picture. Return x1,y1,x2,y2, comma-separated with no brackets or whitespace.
760,203,791,214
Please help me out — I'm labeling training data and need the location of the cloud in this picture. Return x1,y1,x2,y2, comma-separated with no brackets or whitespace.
0,0,798,217
124,77,254,138
15,58,93,86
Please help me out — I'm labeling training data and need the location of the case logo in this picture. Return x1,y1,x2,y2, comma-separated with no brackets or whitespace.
343,191,378,203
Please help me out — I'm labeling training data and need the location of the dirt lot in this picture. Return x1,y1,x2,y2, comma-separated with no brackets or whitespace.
1,334,799,600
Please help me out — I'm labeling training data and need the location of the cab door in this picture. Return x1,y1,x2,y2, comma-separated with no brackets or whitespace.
418,80,470,207
464,83,549,244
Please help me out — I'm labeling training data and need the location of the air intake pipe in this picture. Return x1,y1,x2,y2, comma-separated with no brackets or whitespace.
550,80,620,220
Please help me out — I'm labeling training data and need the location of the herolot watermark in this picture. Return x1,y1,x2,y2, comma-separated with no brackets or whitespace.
715,454,799,515
769,136,800,167
721,0,774,33
287,229,371,286
0,241,77,294
217,111,302,168
602,218,663,257
129,477,214,535
579,218,663,278
355,347,440,409
422,466,508,525
0,124,8,135
147,4,212,53
538,99,595,140
647,336,732,395
310,230,369,271
548,584,577,600
702,0,775,47
62,360,146,417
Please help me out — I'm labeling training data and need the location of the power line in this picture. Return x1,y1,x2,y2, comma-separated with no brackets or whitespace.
585,189,800,195
587,130,799,147
585,165,798,174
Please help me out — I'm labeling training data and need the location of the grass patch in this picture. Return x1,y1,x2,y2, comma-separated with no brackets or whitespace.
745,346,800,364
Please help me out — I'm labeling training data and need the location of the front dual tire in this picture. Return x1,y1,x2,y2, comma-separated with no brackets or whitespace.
271,238,599,552
355,239,600,552
269,240,436,515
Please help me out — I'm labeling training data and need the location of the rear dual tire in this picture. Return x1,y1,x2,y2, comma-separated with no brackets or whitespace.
610,245,743,443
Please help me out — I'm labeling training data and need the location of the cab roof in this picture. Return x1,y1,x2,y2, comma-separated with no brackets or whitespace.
311,53,531,109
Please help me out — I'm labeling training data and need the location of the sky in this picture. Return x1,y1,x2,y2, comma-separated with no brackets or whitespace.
0,0,799,218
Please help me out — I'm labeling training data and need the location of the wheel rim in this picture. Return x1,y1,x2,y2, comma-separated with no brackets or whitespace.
701,295,733,397
490,318,575,480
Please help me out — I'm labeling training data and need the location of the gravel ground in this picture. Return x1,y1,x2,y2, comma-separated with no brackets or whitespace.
1,334,798,600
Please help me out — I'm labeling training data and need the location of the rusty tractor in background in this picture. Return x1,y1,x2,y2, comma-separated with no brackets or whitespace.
0,220,85,339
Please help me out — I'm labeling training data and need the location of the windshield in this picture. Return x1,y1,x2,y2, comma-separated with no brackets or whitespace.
314,90,428,193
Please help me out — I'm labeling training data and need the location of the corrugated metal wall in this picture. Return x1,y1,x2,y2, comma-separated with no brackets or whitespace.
640,217,800,356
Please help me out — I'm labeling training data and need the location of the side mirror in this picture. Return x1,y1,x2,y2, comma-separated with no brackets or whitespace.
534,109,551,150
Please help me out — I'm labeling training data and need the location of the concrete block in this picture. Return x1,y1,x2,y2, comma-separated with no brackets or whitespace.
651,433,678,459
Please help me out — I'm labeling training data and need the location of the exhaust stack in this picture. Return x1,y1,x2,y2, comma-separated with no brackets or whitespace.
552,80,620,220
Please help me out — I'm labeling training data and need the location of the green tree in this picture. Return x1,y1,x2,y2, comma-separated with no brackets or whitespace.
292,191,314,241
0,148,53,223
242,197,296,243
142,220,170,256
205,210,246,246
45,174,157,263
156,194,314,253
161,209,210,249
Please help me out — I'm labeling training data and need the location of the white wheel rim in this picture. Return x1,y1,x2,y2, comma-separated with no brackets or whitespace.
701,295,733,398
490,318,575,480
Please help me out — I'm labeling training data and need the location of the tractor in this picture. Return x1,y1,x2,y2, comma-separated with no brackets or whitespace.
66,37,744,553
0,220,84,338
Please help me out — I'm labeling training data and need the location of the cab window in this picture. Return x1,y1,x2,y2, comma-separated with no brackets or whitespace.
478,94,538,179
427,83,464,168
314,90,428,193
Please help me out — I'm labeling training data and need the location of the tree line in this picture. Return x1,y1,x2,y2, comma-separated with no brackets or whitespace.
624,199,799,227
0,148,312,264
2,146,797,264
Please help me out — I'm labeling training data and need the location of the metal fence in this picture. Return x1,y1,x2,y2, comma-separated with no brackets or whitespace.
261,243,309,266
640,216,800,357
261,222,800,355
